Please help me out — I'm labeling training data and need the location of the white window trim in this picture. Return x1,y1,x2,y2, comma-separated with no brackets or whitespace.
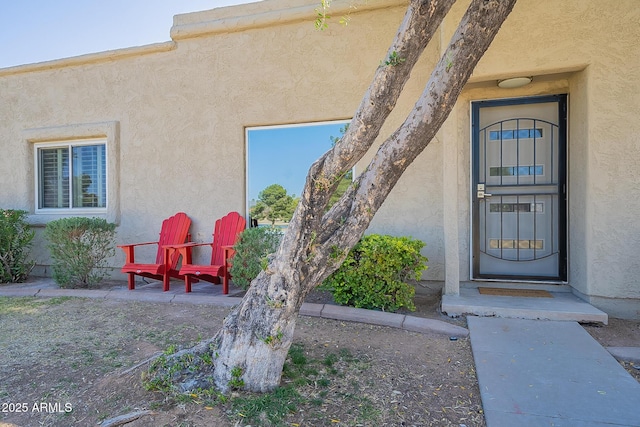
34,138,108,215
23,121,120,225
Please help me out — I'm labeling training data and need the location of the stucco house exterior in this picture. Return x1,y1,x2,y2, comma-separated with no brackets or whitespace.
1,0,638,319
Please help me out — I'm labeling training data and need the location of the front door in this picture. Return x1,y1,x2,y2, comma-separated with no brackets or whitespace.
472,95,567,281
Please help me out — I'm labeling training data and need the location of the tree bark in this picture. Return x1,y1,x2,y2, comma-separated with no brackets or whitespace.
160,0,518,394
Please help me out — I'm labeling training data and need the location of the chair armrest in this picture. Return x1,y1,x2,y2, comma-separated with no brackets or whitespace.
163,242,214,265
163,242,211,250
118,241,159,264
117,241,159,249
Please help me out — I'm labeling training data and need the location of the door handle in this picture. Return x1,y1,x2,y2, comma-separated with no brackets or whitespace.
477,183,492,199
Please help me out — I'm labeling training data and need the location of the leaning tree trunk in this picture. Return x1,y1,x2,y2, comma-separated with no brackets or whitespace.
165,0,518,394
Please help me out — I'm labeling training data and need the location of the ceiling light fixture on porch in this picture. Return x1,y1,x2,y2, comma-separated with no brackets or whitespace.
497,76,532,89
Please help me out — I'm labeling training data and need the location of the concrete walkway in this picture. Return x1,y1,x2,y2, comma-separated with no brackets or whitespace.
468,316,640,426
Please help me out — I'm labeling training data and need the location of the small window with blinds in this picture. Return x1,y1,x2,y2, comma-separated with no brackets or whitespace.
35,140,107,211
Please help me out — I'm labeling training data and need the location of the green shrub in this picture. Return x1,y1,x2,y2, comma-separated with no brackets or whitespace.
322,234,428,312
45,217,116,288
0,209,35,283
229,226,282,289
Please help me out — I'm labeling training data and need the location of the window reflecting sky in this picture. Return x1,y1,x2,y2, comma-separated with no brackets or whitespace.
247,121,348,202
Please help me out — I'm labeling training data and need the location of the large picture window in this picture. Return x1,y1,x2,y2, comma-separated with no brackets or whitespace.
35,139,107,211
246,121,350,227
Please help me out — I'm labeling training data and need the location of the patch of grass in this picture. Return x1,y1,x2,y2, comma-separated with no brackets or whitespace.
0,296,43,314
317,377,330,387
356,398,381,421
0,296,76,315
226,343,379,426
143,339,381,426
323,352,338,367
288,343,307,365
80,349,95,365
232,385,301,425
144,329,188,348
149,401,164,410
46,296,74,305
103,349,123,365
164,344,178,355
339,348,353,360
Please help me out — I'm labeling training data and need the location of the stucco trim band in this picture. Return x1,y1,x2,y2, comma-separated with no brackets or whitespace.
0,42,175,77
170,0,408,40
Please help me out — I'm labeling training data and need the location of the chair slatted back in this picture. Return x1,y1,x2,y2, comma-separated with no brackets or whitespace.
155,212,191,266
210,212,246,266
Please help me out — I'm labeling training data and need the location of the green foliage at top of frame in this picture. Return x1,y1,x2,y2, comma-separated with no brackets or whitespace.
45,217,116,288
322,234,428,312
314,0,352,31
229,226,283,290
0,209,35,283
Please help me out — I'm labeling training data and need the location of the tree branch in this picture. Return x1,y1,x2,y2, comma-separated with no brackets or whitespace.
311,0,518,284
278,0,456,261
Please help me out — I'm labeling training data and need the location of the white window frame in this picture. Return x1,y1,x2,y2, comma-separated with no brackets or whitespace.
34,138,108,215
23,121,120,225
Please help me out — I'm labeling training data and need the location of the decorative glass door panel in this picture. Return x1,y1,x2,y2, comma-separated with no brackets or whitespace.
472,96,567,280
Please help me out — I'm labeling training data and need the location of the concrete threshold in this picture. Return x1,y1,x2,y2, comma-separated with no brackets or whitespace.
442,287,608,325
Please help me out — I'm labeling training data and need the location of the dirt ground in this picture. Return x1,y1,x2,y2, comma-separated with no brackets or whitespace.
0,283,638,427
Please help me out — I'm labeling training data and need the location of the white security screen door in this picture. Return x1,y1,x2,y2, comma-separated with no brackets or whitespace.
472,95,567,280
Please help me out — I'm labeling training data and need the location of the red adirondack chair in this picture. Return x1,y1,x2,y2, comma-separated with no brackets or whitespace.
171,211,246,294
119,212,192,292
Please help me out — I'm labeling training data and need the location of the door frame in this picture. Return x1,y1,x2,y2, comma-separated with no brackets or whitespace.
470,94,568,282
